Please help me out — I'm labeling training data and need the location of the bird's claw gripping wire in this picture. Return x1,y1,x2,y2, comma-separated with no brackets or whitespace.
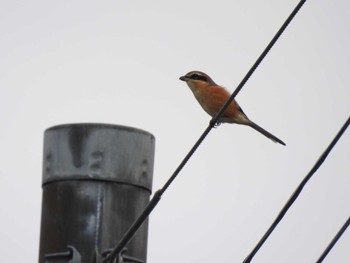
210,120,222,128
214,122,222,128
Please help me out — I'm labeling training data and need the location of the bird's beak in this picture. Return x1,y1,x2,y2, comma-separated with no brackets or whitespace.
179,76,186,81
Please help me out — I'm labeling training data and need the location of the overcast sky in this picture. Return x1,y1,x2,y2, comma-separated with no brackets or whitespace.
0,1,349,262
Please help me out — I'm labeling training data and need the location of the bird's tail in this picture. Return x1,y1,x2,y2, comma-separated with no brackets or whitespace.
248,121,286,146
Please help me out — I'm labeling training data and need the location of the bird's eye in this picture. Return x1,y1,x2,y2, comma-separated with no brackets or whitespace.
190,74,207,81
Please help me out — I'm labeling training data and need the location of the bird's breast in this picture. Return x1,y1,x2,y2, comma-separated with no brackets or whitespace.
192,85,243,123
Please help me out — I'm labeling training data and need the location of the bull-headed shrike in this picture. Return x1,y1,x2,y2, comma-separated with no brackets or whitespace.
180,71,285,146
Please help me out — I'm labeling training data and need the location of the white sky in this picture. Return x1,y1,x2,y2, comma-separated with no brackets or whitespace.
0,1,349,262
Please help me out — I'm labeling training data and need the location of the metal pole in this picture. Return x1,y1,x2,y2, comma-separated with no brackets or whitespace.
38,123,155,263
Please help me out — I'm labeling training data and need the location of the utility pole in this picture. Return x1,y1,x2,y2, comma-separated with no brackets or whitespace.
38,123,155,263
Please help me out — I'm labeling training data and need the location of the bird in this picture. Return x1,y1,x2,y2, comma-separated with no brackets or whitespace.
179,70,286,146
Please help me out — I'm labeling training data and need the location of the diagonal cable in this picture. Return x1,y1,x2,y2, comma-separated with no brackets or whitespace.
244,116,350,263
316,217,350,263
103,1,306,262
210,0,306,127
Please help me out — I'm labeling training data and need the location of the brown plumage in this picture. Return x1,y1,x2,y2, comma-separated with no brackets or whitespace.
180,70,286,145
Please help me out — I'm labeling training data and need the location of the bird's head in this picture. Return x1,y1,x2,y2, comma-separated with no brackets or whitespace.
179,71,217,91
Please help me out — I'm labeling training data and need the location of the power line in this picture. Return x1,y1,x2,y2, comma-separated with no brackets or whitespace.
317,217,350,263
103,1,306,262
210,0,306,126
243,116,350,263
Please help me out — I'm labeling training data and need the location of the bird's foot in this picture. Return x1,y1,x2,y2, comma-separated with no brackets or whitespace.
214,121,222,128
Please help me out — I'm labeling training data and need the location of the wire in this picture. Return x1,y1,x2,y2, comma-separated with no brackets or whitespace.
316,217,350,263
243,116,350,263
103,1,306,262
211,0,306,126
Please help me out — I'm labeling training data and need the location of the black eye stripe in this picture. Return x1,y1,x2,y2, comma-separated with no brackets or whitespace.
189,74,207,81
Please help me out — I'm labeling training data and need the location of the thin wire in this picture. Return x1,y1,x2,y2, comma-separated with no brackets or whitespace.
243,116,350,263
103,1,306,261
316,217,350,263
211,0,306,124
